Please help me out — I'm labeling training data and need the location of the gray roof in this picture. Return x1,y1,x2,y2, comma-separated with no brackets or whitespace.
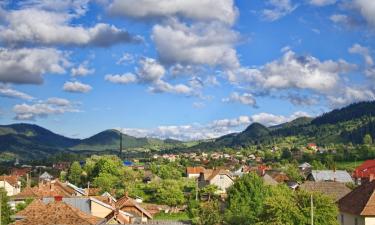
39,171,53,180
299,162,312,168
310,170,353,183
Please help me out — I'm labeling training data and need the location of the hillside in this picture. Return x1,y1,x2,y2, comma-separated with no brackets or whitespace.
188,101,375,150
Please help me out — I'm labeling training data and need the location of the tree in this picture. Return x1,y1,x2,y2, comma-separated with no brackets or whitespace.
363,134,373,145
15,198,33,212
188,200,222,225
224,173,270,225
0,188,13,225
283,164,303,182
260,185,303,225
93,172,120,193
200,185,218,201
295,191,338,225
68,161,82,185
153,179,185,207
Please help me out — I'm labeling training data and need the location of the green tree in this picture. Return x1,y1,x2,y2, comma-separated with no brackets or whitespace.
260,185,303,225
363,134,373,145
197,200,222,225
15,198,33,212
68,161,82,185
200,185,218,201
93,172,120,193
283,164,303,182
224,173,270,225
0,188,13,225
153,179,185,207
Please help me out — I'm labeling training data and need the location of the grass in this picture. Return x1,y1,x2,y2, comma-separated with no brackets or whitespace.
154,212,190,221
336,160,364,171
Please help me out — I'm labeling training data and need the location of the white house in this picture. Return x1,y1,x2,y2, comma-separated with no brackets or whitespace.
0,175,21,196
199,169,234,193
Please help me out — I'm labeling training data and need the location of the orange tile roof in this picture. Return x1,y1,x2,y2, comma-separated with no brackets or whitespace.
12,181,75,200
338,180,375,216
15,199,45,218
115,195,152,219
0,175,19,187
12,200,103,225
186,167,205,175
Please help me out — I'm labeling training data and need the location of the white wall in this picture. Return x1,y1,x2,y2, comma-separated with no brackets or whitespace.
209,174,233,193
339,212,365,225
0,180,20,196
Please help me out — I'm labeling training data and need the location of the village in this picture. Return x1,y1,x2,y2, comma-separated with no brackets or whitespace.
0,142,374,225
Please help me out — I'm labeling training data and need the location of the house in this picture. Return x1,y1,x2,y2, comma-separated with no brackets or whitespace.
115,194,153,223
39,171,54,182
10,168,31,177
11,196,104,225
186,166,205,178
338,180,375,225
353,160,375,185
0,175,21,196
264,170,290,183
307,170,353,183
52,162,70,171
299,181,351,202
307,143,318,151
298,162,312,171
199,169,234,194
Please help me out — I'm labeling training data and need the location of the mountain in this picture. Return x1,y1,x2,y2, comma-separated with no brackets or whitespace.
188,101,375,150
3,101,375,159
0,124,188,159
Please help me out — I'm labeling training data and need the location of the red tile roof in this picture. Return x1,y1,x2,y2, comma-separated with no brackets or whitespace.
353,160,375,179
0,175,20,187
12,180,75,200
186,167,205,175
338,180,375,216
116,195,153,219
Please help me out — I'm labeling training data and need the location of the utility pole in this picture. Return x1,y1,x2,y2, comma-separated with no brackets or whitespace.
0,192,2,225
119,129,123,159
311,194,314,225
195,178,199,201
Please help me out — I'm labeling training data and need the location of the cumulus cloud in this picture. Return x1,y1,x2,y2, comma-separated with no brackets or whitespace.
327,86,375,108
262,0,298,21
71,61,95,76
105,73,137,84
309,0,336,6
228,50,355,93
149,80,194,95
0,7,141,47
119,111,310,141
116,53,135,65
152,19,240,69
222,92,257,107
0,47,69,84
0,84,34,100
353,0,375,28
63,81,92,93
284,93,320,106
13,97,79,121
108,0,238,25
349,44,375,78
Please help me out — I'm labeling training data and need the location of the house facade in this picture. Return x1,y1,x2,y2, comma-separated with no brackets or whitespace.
0,176,21,196
199,169,234,193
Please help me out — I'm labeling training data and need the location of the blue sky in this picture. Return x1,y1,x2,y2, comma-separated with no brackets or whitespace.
0,0,374,140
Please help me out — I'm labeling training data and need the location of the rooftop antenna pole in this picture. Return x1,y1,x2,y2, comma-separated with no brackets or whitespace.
311,194,314,225
119,128,123,159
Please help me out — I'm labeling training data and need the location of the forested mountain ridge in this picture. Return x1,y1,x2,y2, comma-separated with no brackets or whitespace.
2,101,375,159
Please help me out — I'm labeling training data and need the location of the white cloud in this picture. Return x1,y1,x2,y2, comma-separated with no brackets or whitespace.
309,0,336,6
0,47,69,84
262,0,298,22
105,73,137,84
229,50,355,93
285,93,319,106
349,44,375,78
0,8,141,47
137,57,166,83
149,80,194,95
71,61,95,76
119,111,310,141
152,19,240,68
116,53,135,65
328,86,375,108
63,81,92,93
13,97,79,121
0,84,34,100
108,0,238,25
353,0,375,28
222,92,257,107
192,102,205,109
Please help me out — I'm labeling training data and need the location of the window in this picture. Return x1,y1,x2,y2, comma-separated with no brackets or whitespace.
355,217,358,225
340,214,344,224
220,175,224,179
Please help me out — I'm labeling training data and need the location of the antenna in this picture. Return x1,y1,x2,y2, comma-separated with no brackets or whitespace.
119,129,123,158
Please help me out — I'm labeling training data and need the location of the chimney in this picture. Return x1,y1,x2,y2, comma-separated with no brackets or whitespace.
125,191,129,198
333,167,337,182
54,196,63,202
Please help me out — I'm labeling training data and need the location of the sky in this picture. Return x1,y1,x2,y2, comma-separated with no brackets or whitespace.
0,0,374,140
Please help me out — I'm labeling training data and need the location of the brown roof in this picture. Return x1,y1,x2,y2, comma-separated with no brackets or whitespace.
186,167,205,175
115,195,153,219
12,181,75,200
12,200,103,225
0,175,19,187
338,180,375,216
15,199,45,218
299,181,351,201
203,169,233,182
265,170,289,183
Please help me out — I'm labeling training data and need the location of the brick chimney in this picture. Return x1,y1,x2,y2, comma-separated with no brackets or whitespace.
54,196,63,202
